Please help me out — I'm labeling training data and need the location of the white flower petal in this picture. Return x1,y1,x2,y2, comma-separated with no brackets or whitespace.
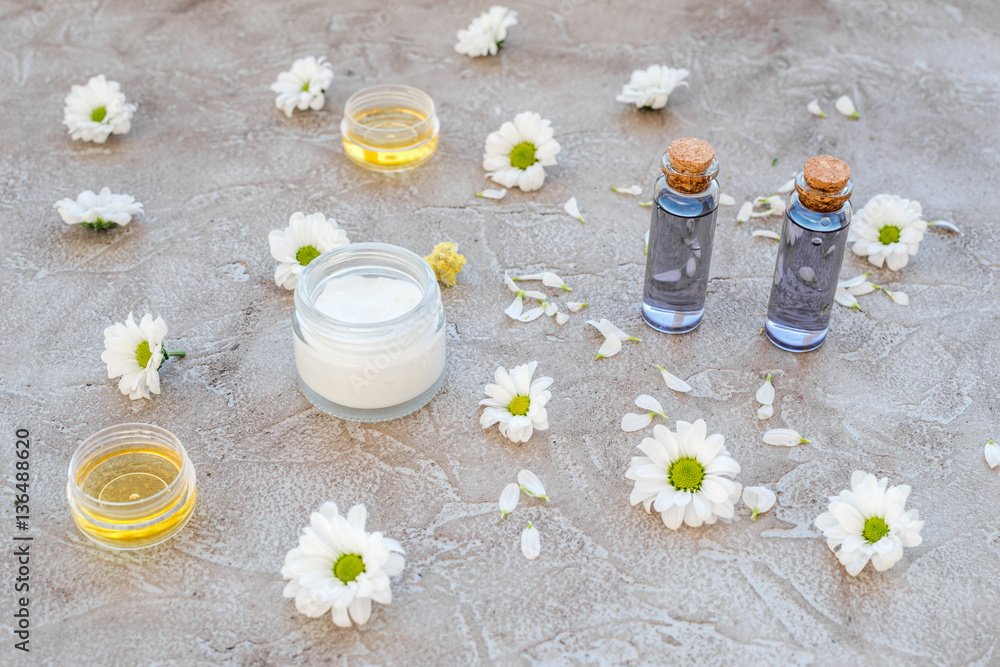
563,197,585,223
776,178,796,195
656,365,691,393
567,302,588,312
736,201,753,223
890,291,909,306
835,94,859,119
755,376,775,405
752,230,781,241
477,188,508,200
622,412,654,432
719,194,736,206
742,486,776,520
499,482,520,517
928,220,960,233
807,99,828,118
763,429,810,447
612,185,643,196
520,523,540,560
986,441,1000,469
634,394,664,415
835,287,861,309
757,404,774,420
518,470,549,500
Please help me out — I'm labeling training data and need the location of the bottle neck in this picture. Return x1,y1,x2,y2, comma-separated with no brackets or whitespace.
795,171,853,213
660,154,719,195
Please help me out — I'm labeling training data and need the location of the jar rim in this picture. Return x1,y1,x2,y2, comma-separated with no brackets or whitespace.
295,242,440,333
68,423,193,508
342,84,437,144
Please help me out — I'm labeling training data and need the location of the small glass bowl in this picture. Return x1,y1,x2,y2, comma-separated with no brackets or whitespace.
340,84,440,172
67,424,196,550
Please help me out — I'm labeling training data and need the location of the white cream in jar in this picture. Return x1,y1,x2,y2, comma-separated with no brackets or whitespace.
293,243,447,421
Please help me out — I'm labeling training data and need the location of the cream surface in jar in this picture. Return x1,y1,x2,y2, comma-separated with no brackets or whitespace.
293,243,447,421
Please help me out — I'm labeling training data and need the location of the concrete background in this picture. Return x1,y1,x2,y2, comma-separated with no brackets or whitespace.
2,0,999,664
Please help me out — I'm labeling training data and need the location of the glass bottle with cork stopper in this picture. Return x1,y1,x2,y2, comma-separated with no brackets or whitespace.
642,137,721,333
765,155,854,352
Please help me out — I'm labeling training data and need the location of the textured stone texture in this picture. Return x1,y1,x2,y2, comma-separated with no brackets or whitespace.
2,0,1000,665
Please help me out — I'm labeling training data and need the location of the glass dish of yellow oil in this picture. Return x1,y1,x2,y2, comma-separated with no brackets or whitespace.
341,84,440,172
67,424,196,550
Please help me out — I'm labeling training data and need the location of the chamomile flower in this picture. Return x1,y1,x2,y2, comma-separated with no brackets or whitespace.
63,75,136,143
850,194,927,271
268,212,350,290
742,486,776,521
270,56,334,118
625,419,742,529
479,362,552,443
616,65,689,110
281,502,405,627
814,472,923,576
454,6,518,58
100,312,183,400
54,187,143,229
622,394,668,432
503,273,546,320
424,242,466,287
482,112,560,192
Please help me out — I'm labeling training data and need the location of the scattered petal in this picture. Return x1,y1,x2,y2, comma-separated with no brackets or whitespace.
742,486,776,520
517,307,545,322
763,429,811,447
834,286,862,310
776,178,796,195
521,522,540,560
656,364,691,393
563,197,585,223
890,291,909,306
566,302,588,312
518,470,549,501
555,312,569,325
986,440,1000,469
612,184,642,196
752,230,781,241
477,188,508,200
757,404,774,420
622,412,654,432
515,272,572,291
719,193,736,206
755,374,774,405
736,201,753,223
634,394,666,416
643,229,650,255
751,195,786,219
639,200,653,208
835,94,860,119
807,99,828,118
499,482,520,518
928,220,960,233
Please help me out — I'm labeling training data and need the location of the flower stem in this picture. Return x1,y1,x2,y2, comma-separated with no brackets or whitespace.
165,350,186,359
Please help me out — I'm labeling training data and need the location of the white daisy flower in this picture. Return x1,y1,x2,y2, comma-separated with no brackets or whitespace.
616,65,689,110
513,271,572,291
476,188,508,200
736,201,753,223
482,112,560,192
655,364,691,393
63,74,136,144
270,56,334,118
835,94,859,119
54,187,143,230
719,194,736,206
588,318,640,360
281,502,405,627
479,362,553,443
985,440,999,469
454,5,518,58
625,419,742,529
499,482,520,518
763,429,811,447
622,394,668,432
612,185,643,196
850,194,927,271
752,230,781,241
520,522,540,560
756,374,774,406
742,486,776,521
814,471,923,576
517,470,549,501
807,99,828,118
503,273,546,320
100,312,183,400
757,404,774,420
567,302,588,312
751,195,786,219
268,212,349,291
563,197,585,223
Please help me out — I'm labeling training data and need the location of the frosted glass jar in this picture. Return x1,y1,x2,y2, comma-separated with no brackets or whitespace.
293,242,447,421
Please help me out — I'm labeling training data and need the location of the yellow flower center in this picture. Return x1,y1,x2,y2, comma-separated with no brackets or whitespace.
668,457,705,492
136,340,152,368
509,395,530,416
509,142,537,170
878,225,901,245
333,553,366,584
91,106,107,122
295,245,321,267
301,81,311,92
862,516,890,544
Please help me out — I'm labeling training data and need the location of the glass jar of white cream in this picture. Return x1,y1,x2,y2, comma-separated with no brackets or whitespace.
293,242,447,421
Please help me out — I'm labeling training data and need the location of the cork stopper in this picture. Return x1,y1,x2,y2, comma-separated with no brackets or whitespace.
662,138,717,194
797,155,853,213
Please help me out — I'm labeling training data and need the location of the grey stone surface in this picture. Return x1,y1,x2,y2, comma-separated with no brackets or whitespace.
2,0,999,664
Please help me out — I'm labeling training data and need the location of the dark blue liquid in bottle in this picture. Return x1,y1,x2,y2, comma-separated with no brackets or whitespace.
642,139,720,334
765,159,854,352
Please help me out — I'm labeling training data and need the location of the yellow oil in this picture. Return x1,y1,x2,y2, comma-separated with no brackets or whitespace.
72,445,195,548
343,106,438,171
